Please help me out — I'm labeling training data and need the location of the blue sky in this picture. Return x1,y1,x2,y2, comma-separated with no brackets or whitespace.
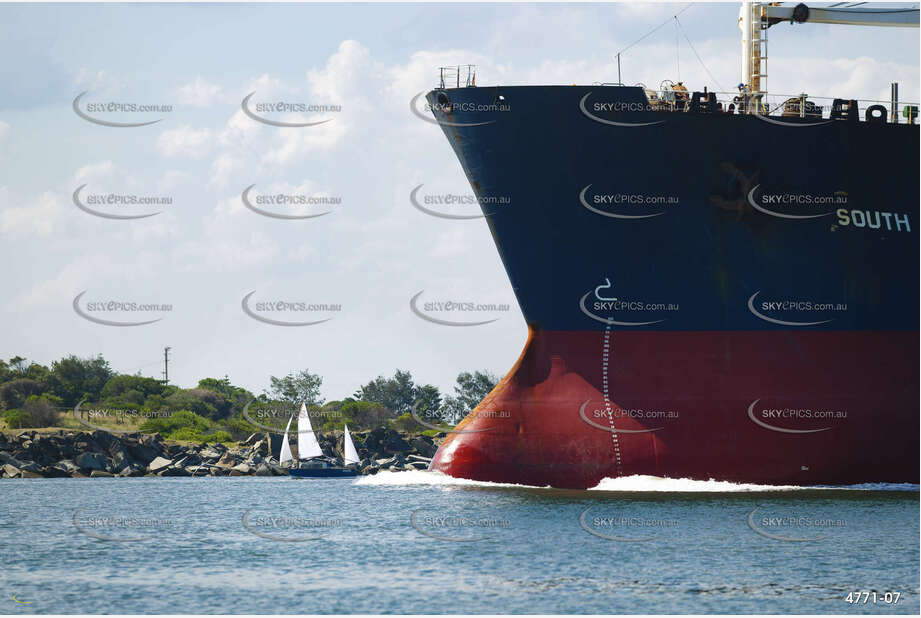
0,1,918,400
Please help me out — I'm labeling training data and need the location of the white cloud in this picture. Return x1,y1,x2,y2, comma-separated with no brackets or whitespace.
157,170,196,192
72,68,123,95
242,73,292,100
216,108,263,150
156,125,214,158
0,120,9,141
307,40,380,107
172,225,280,272
176,76,228,107
0,190,63,239
72,161,116,184
12,252,161,310
209,151,247,189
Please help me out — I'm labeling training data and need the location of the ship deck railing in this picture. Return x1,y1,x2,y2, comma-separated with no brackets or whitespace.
644,89,919,125
438,65,476,89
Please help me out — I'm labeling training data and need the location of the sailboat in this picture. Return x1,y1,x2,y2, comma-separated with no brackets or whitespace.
280,403,360,478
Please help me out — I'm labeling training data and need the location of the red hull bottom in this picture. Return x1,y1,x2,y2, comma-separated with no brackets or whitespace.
430,328,919,489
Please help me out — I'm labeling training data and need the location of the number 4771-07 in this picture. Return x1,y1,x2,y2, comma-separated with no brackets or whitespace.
845,591,901,604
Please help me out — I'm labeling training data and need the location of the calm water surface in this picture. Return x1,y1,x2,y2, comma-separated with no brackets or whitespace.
2,472,917,614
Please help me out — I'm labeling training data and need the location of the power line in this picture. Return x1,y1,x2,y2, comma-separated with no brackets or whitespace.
615,3,694,57
675,16,726,92
675,17,681,82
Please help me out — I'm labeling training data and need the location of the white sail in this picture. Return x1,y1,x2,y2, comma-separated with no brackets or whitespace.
279,415,294,466
297,402,324,459
343,424,360,465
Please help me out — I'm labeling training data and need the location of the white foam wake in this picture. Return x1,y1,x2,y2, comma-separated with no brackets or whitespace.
354,470,918,493
354,469,547,489
589,475,801,492
590,475,920,493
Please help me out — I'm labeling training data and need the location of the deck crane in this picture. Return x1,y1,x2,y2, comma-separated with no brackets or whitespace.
739,2,919,114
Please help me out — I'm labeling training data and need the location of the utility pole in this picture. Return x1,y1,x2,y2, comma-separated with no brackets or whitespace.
162,346,171,384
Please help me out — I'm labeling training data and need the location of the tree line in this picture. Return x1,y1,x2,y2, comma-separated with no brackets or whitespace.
0,355,498,442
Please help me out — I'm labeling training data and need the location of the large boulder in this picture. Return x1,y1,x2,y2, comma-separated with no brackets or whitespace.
178,453,202,467
266,433,283,457
28,435,60,466
363,427,411,458
215,452,239,468
41,465,72,478
250,439,270,457
165,444,188,458
91,430,118,451
147,456,173,473
1,457,42,476
127,441,161,465
56,460,79,474
158,466,190,477
117,464,145,477
409,437,436,458
53,437,75,459
108,442,135,472
230,462,251,476
186,465,214,477
267,463,288,476
199,448,222,461
75,452,109,472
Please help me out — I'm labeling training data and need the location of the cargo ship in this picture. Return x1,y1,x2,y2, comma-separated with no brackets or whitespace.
426,2,920,489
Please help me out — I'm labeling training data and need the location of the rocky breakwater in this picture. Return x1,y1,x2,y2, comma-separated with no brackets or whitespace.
0,427,440,478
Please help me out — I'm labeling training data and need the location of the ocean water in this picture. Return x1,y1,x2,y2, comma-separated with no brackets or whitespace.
1,472,917,614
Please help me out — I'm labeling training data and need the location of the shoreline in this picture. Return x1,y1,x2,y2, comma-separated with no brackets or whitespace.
0,427,439,479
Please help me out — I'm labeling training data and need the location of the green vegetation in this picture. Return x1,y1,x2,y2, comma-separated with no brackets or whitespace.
0,355,500,441
3,409,30,429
